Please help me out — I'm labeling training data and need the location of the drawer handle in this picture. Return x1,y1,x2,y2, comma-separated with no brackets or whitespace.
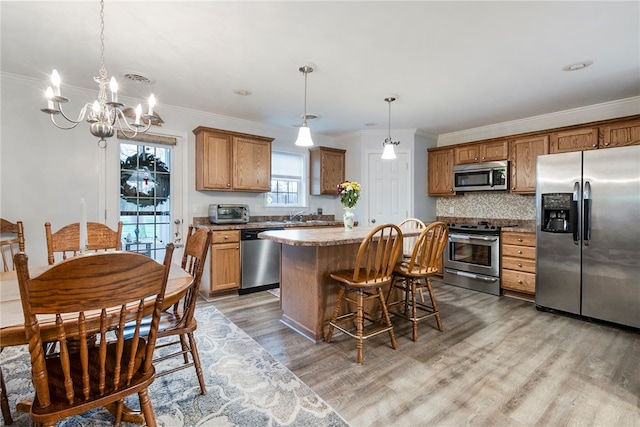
518,280,523,284
224,236,229,240
517,250,523,254
517,263,522,267
517,238,523,242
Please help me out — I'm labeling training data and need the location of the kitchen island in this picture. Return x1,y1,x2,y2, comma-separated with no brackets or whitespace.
259,226,423,342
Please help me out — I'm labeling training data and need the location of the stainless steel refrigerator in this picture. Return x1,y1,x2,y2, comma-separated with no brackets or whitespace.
535,145,640,329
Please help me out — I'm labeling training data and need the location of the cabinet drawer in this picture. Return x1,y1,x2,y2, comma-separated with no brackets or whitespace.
502,244,536,259
502,256,536,273
211,230,240,244
502,269,535,294
501,232,535,246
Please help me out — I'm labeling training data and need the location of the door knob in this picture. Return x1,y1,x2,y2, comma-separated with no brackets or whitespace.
371,219,376,223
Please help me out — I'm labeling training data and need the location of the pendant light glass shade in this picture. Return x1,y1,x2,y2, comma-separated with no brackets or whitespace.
295,125,313,147
295,66,314,147
381,140,397,159
382,96,400,159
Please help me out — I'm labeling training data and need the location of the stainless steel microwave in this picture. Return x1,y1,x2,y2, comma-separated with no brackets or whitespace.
453,161,509,192
209,204,250,224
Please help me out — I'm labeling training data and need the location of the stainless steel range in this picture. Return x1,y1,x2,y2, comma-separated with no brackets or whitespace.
443,221,501,296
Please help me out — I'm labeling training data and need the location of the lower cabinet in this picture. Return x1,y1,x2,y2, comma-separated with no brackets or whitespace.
501,231,536,300
208,230,241,297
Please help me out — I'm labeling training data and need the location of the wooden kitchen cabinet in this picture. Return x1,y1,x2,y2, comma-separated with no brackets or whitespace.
550,127,599,153
600,118,640,148
509,134,549,194
309,146,346,195
501,231,536,300
207,230,241,296
428,147,455,196
454,140,508,164
194,126,273,192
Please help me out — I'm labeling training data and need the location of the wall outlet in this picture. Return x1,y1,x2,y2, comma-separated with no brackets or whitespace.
193,204,203,214
448,206,455,214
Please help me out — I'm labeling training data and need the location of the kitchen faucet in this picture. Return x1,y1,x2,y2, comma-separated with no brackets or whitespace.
289,210,306,221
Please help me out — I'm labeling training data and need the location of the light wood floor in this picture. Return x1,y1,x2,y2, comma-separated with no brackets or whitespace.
206,280,640,427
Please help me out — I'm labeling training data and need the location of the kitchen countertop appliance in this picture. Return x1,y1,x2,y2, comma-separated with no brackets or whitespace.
443,222,501,296
209,204,249,224
536,145,640,329
240,227,283,294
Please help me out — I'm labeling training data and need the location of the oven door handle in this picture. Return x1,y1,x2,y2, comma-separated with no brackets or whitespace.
449,233,498,242
445,269,498,282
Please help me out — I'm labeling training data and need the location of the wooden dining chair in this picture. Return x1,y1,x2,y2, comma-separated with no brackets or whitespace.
140,225,212,394
1,218,25,272
386,221,449,342
325,224,403,363
14,246,174,427
0,218,25,424
44,221,123,265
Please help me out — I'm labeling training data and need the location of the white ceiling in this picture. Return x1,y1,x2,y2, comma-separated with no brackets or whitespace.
2,1,639,137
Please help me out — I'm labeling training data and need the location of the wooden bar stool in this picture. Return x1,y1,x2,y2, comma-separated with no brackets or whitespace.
325,224,403,363
387,221,449,342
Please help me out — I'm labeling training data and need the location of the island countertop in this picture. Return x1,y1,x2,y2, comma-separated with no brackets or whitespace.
259,225,425,247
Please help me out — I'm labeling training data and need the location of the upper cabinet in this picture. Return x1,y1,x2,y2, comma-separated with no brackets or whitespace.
550,127,598,154
428,147,455,196
309,146,346,195
600,118,640,148
454,140,508,164
509,134,549,194
194,126,273,192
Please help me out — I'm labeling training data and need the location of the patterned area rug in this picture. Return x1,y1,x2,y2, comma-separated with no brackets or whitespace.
0,305,349,426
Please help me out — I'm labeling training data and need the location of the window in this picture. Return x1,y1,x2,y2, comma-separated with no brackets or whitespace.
119,142,172,261
266,151,306,208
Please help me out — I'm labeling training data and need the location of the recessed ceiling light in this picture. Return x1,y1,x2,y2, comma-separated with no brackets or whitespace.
562,60,593,72
233,89,252,96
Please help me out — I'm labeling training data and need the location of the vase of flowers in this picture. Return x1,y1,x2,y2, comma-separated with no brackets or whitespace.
337,181,361,231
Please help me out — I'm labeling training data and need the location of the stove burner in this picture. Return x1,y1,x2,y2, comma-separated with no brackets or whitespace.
447,221,501,233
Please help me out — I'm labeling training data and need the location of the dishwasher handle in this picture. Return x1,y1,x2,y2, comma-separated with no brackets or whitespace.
242,228,284,240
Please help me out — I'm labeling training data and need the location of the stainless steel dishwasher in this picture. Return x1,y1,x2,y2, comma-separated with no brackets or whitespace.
240,227,283,294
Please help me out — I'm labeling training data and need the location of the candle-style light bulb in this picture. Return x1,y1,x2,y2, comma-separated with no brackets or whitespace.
135,104,142,125
45,87,55,110
109,77,118,102
51,70,61,96
147,94,156,116
92,100,101,116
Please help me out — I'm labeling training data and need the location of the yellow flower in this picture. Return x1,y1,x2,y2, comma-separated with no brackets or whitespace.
337,181,362,208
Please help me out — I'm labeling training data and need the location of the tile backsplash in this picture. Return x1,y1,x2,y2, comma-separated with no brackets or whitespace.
437,193,535,220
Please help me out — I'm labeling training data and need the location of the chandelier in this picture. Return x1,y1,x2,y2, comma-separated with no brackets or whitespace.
381,96,400,159
294,65,314,147
41,0,158,146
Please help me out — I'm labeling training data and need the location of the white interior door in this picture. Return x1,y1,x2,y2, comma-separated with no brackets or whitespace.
367,152,410,226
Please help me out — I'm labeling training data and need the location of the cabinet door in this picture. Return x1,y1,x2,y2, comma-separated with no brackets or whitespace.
509,135,549,194
428,148,455,196
210,242,240,292
600,118,640,148
310,147,345,195
480,140,508,161
550,127,598,153
195,132,232,190
233,137,271,191
454,145,479,164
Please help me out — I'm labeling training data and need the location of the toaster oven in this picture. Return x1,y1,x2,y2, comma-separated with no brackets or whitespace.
208,204,250,224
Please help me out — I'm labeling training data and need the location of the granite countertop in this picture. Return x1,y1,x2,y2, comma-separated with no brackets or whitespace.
192,216,343,231
259,225,424,247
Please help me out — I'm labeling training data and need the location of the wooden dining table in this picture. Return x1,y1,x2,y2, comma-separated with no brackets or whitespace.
0,261,194,424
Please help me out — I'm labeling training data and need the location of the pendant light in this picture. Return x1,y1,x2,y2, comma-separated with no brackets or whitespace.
295,66,314,147
381,96,400,159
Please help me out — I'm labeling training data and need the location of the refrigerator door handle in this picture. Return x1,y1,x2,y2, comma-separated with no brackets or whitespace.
572,181,581,245
583,181,592,246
